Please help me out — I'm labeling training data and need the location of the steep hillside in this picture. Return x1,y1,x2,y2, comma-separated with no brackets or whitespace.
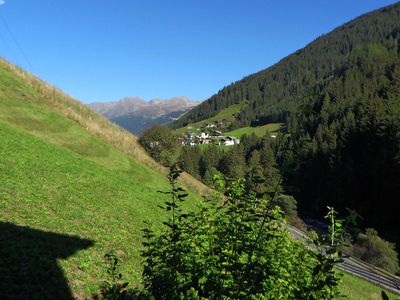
0,57,396,300
89,96,199,135
0,58,205,298
173,2,400,128
172,3,400,253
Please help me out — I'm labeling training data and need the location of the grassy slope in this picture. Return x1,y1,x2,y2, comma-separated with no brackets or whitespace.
225,123,285,138
339,273,399,299
176,103,245,134
0,59,203,297
176,102,286,139
0,59,209,195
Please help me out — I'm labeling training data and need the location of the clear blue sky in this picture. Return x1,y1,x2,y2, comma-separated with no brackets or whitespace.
0,0,398,103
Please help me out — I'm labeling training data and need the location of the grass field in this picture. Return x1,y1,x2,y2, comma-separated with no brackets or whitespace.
339,272,399,299
0,121,196,296
225,123,285,138
0,58,202,298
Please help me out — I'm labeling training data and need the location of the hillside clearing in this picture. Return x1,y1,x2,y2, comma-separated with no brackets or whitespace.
225,123,285,138
176,102,246,134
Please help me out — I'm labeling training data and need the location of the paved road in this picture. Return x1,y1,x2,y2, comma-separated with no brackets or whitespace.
286,224,400,295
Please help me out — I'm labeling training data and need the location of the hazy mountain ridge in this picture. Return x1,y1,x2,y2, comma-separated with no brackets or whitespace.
89,96,199,134
89,96,199,119
110,108,194,135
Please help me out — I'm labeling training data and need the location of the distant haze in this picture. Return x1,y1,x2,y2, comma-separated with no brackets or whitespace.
88,96,200,135
89,96,199,119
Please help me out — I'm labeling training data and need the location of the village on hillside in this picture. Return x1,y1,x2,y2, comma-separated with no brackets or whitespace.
179,121,241,147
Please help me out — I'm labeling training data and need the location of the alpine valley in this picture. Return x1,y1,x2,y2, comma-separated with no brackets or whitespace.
1,1,400,299
89,96,199,135
172,2,400,256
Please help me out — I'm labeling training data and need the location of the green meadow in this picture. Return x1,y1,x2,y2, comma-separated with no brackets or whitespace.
339,272,399,299
0,59,201,297
225,122,285,138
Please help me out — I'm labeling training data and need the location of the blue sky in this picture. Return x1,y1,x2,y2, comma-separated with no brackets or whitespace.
0,0,398,103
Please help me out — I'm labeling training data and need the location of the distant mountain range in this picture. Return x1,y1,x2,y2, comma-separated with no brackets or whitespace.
89,96,199,135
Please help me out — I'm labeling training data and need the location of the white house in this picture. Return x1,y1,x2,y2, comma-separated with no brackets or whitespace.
220,136,240,146
220,138,235,146
228,136,240,145
200,132,209,139
149,141,160,148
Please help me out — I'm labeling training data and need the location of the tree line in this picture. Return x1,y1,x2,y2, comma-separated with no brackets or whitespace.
172,3,400,130
140,124,399,274
169,2,400,257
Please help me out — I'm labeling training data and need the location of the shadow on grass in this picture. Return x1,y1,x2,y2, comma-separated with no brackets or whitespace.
0,222,93,300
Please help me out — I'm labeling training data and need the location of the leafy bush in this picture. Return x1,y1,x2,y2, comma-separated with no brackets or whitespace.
95,252,152,300
202,167,224,190
141,165,343,299
95,252,131,300
139,125,178,162
352,228,400,274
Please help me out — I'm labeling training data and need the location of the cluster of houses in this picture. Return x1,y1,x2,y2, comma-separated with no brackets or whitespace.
179,127,240,147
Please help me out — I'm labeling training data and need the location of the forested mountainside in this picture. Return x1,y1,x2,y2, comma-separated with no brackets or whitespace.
173,3,400,251
173,2,400,129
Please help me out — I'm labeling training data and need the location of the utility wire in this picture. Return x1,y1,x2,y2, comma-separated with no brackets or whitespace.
0,18,14,52
0,13,34,72
0,24,15,56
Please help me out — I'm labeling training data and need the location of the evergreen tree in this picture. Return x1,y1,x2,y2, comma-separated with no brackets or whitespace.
178,146,202,179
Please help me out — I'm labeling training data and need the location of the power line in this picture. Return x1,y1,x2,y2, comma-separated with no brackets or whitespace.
0,23,15,55
0,13,34,71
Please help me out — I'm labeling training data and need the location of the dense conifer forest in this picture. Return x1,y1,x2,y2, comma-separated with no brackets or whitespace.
172,3,400,254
